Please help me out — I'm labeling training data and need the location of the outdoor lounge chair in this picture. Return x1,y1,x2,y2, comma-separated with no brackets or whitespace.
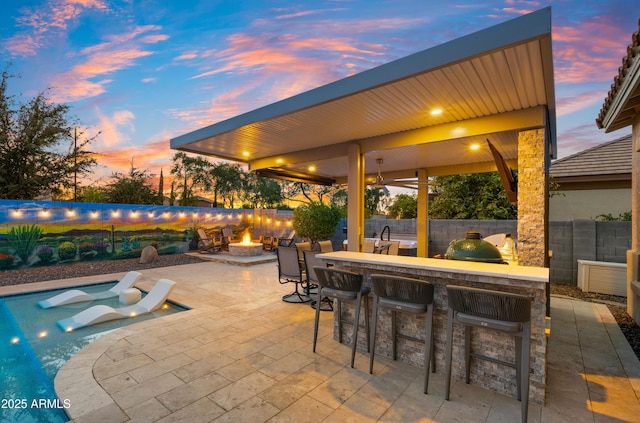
56,278,176,331
37,271,142,309
197,229,222,253
277,230,296,247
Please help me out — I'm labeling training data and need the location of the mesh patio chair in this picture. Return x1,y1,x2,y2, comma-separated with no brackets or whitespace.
295,241,312,260
369,274,435,394
276,246,311,303
444,285,532,423
313,267,370,368
318,240,334,253
303,250,332,311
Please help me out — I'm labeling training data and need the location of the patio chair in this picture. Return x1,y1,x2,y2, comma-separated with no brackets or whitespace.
276,246,311,303
295,241,312,260
303,250,332,311
261,235,277,251
222,227,241,245
369,274,435,394
277,230,296,247
318,240,333,253
313,267,370,368
38,271,142,309
57,278,176,331
363,239,376,253
197,229,222,253
444,285,532,423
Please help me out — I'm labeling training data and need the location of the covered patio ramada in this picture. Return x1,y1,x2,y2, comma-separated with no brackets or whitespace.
171,8,556,407
171,7,556,269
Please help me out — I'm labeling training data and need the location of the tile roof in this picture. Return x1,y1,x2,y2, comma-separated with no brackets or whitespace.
550,134,632,178
596,18,640,130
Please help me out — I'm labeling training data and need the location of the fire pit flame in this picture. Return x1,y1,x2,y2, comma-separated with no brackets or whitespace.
228,230,264,256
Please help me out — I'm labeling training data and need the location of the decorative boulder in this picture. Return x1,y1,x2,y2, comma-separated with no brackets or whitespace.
139,246,158,264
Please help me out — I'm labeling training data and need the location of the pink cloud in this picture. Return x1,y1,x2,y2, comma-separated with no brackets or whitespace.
553,17,631,84
556,90,609,117
94,109,135,148
50,26,168,103
4,0,109,57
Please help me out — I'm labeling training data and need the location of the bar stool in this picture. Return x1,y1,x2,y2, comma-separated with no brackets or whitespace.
313,267,370,368
444,285,532,423
368,274,435,394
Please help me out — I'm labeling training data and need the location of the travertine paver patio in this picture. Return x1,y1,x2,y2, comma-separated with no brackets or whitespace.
3,260,640,422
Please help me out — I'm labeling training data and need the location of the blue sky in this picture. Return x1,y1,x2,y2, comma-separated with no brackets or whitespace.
1,0,637,185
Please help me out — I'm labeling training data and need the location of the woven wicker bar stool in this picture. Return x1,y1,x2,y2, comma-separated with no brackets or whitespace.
313,267,370,368
444,285,532,423
368,274,435,394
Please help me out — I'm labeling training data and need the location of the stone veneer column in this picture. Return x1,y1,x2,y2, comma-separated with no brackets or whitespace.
517,128,548,267
628,118,640,322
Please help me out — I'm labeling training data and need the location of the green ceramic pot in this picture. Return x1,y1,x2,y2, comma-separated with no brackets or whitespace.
444,230,504,263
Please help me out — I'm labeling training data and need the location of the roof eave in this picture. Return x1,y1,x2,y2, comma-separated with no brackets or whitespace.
170,7,555,159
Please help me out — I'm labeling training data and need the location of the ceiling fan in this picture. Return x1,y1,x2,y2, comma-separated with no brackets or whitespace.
370,158,433,190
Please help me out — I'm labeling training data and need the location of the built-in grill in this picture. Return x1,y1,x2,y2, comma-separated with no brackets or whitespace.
444,230,506,264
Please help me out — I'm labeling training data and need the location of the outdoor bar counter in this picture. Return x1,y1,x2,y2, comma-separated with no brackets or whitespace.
317,251,549,405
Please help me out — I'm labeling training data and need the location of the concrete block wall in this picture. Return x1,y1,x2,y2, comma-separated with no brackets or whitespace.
337,218,630,286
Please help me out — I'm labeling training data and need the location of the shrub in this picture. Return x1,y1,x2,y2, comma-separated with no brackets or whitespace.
94,240,109,256
79,242,96,260
58,241,77,261
79,242,95,254
293,202,342,247
0,253,15,268
7,224,43,264
36,245,54,263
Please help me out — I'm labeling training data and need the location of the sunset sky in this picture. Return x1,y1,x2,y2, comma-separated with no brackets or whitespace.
1,0,637,187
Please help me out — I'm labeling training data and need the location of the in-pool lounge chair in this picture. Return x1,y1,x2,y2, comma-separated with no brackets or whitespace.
38,271,142,309
56,278,176,331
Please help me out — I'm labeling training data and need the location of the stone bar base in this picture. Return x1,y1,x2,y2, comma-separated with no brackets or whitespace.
319,251,549,405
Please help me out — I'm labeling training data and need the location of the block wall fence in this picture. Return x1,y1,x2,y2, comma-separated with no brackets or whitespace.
333,218,631,285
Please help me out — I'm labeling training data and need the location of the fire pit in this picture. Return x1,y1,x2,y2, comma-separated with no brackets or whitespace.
228,232,263,257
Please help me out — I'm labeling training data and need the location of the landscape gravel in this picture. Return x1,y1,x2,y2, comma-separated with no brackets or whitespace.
1,255,638,361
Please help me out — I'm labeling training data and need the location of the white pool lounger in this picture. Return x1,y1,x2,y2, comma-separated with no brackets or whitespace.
37,271,142,309
56,278,176,331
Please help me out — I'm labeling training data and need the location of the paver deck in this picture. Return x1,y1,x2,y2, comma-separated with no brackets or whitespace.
3,260,640,422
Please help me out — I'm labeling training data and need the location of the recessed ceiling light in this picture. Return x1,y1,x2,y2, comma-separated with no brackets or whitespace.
242,151,249,157
430,109,442,116
470,143,480,151
308,166,316,172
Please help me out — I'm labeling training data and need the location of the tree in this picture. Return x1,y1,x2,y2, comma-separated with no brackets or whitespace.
387,193,417,219
242,173,283,208
210,162,242,207
0,70,97,199
292,202,342,247
103,163,157,204
79,186,106,203
429,172,517,219
156,168,164,205
170,152,212,206
364,187,389,218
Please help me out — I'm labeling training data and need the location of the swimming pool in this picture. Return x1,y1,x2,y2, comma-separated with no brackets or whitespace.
0,282,186,422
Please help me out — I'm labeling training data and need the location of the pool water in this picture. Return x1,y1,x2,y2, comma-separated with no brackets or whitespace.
0,283,186,422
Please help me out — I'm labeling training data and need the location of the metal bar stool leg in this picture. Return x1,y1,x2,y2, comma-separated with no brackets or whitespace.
369,295,379,375
424,305,434,394
363,294,370,353
313,287,323,353
350,292,362,368
444,307,454,400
